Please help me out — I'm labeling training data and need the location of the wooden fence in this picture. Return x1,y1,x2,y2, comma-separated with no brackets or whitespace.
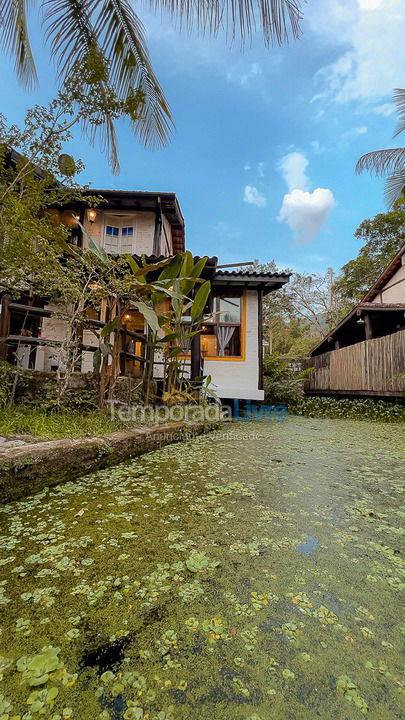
302,329,405,398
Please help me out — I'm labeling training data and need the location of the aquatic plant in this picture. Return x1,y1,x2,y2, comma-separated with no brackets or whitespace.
0,417,403,719
17,647,64,686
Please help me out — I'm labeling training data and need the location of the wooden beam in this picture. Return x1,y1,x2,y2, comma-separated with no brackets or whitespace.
364,313,373,340
0,295,11,360
190,325,202,382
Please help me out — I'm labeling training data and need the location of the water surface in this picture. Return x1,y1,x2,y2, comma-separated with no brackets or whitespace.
0,416,404,719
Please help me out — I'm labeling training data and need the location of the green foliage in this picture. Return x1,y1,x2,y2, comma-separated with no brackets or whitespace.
335,208,405,308
0,420,403,718
294,396,405,422
336,675,368,714
185,551,219,573
0,407,136,440
263,354,309,406
17,646,63,686
0,360,30,408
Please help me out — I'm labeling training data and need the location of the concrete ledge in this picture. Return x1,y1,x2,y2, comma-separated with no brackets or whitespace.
0,421,219,503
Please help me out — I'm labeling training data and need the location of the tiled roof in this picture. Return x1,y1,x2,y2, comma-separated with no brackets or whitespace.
362,243,405,302
213,270,291,278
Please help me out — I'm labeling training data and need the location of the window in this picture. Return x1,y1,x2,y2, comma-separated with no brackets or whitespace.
104,218,135,253
201,293,243,358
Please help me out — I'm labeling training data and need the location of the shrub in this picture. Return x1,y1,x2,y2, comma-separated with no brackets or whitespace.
263,354,309,407
0,360,30,408
294,396,405,423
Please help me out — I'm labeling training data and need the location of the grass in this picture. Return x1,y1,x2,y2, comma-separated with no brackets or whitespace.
0,407,131,440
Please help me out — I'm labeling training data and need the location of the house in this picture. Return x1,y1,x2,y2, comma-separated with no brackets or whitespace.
0,189,290,402
304,244,405,398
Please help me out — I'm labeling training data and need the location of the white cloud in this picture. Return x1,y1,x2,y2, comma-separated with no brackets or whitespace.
372,103,396,117
278,188,336,244
277,151,335,242
229,62,262,88
277,151,310,192
310,0,405,104
310,140,327,155
243,185,267,208
243,162,251,171
341,125,368,141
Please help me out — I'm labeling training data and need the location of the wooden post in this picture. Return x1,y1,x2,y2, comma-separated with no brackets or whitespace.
120,324,127,376
364,313,373,341
190,322,202,381
0,294,11,360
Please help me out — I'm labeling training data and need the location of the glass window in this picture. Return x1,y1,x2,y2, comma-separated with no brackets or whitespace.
122,226,133,237
219,296,241,324
104,222,133,253
201,293,242,358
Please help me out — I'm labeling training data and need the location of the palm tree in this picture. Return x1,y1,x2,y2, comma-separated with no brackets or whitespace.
356,89,405,208
0,0,302,172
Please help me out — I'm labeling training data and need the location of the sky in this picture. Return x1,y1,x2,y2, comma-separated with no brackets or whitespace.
0,0,404,275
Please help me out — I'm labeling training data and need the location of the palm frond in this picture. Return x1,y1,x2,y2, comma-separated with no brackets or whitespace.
148,0,302,46
43,0,120,172
43,0,99,79
356,148,405,177
384,169,405,209
393,88,405,138
0,0,38,87
95,0,173,149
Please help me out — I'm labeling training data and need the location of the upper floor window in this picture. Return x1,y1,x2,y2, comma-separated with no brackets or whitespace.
104,218,135,254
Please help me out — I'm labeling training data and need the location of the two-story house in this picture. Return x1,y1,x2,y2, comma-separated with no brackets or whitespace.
0,189,290,402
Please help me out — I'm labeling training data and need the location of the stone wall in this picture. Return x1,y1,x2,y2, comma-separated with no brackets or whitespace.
5,369,144,410
0,421,219,503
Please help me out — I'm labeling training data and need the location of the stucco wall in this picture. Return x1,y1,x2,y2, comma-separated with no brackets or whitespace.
204,291,263,400
35,302,67,372
371,262,405,304
82,210,173,256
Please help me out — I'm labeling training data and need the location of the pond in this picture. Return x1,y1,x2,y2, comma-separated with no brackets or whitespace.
0,416,404,720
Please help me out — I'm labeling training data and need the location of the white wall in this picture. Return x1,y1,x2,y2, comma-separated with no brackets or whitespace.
371,262,405,304
82,210,173,256
204,291,263,400
35,302,67,372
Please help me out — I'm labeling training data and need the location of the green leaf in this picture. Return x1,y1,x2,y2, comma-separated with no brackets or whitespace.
133,301,160,334
190,256,208,277
78,221,108,264
191,281,211,320
159,332,178,343
158,254,183,280
134,258,173,277
101,315,121,337
124,255,140,274
180,251,194,278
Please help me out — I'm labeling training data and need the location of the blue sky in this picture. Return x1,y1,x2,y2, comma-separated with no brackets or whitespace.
0,0,403,274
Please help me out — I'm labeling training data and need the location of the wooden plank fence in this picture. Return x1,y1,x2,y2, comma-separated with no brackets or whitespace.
302,329,405,398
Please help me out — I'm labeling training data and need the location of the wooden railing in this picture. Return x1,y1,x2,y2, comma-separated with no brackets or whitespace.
302,329,405,398
0,300,147,372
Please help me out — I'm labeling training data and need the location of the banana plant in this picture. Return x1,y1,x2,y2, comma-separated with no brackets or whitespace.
82,230,212,406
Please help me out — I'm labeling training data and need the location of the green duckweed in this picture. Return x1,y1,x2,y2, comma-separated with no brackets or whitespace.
0,416,404,719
